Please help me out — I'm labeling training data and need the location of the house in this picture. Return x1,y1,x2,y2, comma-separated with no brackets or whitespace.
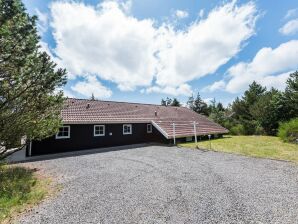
27,98,228,156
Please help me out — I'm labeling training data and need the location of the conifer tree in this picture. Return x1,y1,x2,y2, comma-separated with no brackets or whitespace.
0,0,67,159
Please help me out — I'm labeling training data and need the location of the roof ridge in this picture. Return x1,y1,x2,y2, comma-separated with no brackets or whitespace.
66,97,186,108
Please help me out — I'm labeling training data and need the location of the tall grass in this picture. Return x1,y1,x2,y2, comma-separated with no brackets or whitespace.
0,164,48,222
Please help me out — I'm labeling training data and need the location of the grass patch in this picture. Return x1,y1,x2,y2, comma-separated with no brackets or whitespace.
0,164,51,223
179,135,298,163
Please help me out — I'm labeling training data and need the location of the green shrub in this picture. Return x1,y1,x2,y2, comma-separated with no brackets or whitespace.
255,125,265,135
278,118,298,143
229,124,245,135
242,120,259,135
222,119,237,131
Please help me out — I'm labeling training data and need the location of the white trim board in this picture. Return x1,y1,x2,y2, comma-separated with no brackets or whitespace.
151,121,169,139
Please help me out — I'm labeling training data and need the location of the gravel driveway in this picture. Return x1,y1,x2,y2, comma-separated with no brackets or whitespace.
18,145,298,224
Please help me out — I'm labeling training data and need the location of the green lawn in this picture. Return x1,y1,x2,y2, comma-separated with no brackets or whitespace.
179,135,298,163
0,164,51,223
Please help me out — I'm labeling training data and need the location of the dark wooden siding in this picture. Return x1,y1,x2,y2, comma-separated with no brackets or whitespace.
30,123,168,156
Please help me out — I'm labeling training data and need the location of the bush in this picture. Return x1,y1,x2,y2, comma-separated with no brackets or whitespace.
278,118,298,143
255,125,265,135
242,120,259,135
229,124,245,135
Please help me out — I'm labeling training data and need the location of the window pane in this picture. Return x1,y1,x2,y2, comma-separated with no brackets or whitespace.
123,125,131,134
94,125,104,136
147,124,152,133
57,126,69,138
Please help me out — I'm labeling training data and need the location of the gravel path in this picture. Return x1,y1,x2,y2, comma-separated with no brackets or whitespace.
18,146,298,224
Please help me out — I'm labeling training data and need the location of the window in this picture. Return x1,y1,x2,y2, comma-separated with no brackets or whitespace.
147,124,152,133
94,125,105,136
56,126,70,139
123,124,132,135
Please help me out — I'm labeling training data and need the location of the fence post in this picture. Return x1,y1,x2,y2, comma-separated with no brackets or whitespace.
173,123,176,145
28,141,32,157
193,121,197,144
208,134,211,149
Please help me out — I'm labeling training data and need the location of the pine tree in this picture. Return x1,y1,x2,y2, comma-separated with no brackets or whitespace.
282,71,298,119
232,81,266,134
0,0,67,159
217,102,224,112
187,95,195,110
193,93,209,116
171,98,181,107
250,88,282,135
90,93,95,100
209,98,217,113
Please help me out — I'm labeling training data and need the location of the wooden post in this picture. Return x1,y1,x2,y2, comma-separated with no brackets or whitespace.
208,134,211,149
173,123,176,145
193,121,197,144
28,141,32,157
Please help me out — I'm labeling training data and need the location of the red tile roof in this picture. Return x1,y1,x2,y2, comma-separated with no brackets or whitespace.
62,98,228,139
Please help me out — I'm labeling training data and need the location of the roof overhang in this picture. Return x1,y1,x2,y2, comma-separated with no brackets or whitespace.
62,120,152,125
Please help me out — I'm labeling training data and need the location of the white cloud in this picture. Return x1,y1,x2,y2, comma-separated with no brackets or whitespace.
51,1,157,91
175,10,189,19
39,41,52,56
38,41,77,80
49,0,258,96
63,89,76,98
257,71,292,90
202,80,226,92
284,8,298,20
199,9,204,18
203,98,213,105
118,0,133,14
143,84,192,96
35,9,48,34
155,1,257,87
224,40,298,93
71,76,112,99
279,19,298,35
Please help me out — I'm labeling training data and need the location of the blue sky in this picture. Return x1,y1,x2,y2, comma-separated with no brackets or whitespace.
23,0,298,105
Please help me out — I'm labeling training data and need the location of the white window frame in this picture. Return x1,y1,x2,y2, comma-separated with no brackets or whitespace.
123,124,132,135
94,125,105,137
147,124,152,133
55,126,70,139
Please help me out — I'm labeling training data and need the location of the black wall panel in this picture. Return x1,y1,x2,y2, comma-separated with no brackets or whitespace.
30,123,168,156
